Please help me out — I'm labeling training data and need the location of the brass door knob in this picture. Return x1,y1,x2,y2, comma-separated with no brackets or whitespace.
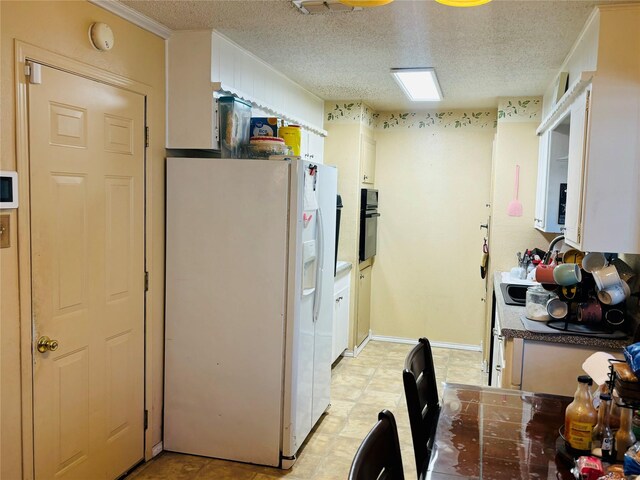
37,336,59,353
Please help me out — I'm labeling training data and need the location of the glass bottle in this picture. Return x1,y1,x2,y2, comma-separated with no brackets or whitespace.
610,392,622,431
615,407,636,461
565,375,597,453
591,393,613,460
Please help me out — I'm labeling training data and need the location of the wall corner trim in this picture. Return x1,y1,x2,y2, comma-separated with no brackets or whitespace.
88,0,172,39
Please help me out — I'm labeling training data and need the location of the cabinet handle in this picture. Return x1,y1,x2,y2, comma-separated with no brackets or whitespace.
495,365,502,372
534,218,542,222
360,274,364,279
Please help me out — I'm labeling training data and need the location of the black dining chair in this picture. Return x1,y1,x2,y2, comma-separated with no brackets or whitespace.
348,410,405,480
403,337,441,476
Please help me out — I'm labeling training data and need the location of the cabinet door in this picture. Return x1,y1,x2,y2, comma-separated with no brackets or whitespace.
534,130,550,231
490,328,504,387
521,340,621,396
564,87,591,246
356,266,372,346
361,134,376,185
299,129,310,159
536,119,570,233
308,132,324,164
332,286,350,362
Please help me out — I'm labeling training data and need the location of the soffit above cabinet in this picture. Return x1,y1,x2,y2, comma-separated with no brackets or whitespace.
167,29,327,147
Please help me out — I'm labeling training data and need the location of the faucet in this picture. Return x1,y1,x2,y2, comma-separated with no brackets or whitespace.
543,235,565,265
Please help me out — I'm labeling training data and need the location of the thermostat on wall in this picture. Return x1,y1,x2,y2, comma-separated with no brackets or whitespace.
0,171,18,209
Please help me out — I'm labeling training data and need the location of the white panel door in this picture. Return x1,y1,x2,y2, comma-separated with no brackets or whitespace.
29,64,145,479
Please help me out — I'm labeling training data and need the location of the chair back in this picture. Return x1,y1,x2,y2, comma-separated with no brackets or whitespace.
403,337,440,474
348,410,405,480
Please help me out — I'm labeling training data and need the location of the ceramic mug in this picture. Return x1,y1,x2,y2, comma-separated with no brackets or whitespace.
578,298,603,324
592,264,622,290
535,264,557,284
597,286,626,305
582,252,607,273
562,248,585,268
611,258,636,282
546,298,569,319
605,309,625,326
553,263,582,286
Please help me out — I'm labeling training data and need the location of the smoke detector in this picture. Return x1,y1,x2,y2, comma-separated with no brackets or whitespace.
292,0,362,14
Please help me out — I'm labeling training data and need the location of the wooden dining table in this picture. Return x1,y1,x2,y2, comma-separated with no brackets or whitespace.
424,383,575,480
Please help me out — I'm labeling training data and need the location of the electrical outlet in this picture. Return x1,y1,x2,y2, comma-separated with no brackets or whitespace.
0,214,9,248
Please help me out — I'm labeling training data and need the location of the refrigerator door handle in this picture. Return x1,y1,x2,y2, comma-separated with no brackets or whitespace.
313,206,324,323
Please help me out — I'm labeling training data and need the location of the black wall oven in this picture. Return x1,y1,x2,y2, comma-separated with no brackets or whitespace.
359,189,380,262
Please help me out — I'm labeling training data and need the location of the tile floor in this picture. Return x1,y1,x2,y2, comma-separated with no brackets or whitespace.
127,340,487,480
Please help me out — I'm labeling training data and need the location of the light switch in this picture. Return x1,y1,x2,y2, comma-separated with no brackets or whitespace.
0,214,10,248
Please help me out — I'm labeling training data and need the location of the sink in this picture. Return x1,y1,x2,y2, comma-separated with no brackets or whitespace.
500,283,528,306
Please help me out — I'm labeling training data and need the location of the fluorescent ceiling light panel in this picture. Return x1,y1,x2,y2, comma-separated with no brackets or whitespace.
391,68,443,101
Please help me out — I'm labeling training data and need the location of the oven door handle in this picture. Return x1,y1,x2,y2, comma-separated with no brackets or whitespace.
365,213,381,218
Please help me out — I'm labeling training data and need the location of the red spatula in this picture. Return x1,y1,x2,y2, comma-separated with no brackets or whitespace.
507,165,523,217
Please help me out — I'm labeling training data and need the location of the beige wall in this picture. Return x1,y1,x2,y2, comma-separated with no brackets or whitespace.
483,98,555,358
324,120,362,348
488,127,554,274
370,112,495,346
0,2,166,477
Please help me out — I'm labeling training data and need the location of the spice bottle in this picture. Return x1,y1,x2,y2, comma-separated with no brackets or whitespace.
614,407,636,461
591,393,613,460
565,375,597,453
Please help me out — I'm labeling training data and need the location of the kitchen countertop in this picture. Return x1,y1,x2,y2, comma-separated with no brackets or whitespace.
494,272,629,349
336,261,352,275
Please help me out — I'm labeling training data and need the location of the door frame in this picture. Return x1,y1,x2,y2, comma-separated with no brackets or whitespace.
14,40,157,479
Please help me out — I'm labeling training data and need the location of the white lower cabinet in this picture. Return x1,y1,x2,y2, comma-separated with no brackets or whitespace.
332,266,351,363
520,341,622,397
491,306,523,390
495,334,621,396
492,304,623,396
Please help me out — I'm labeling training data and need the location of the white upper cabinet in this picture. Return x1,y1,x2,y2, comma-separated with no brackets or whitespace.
536,5,640,253
305,131,325,164
360,134,376,186
167,30,326,150
534,122,569,234
563,86,591,246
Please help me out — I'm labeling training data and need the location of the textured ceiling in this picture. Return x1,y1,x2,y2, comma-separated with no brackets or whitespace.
120,0,632,110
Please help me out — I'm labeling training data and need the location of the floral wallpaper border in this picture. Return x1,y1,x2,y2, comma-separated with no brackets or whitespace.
374,110,496,130
325,101,377,128
326,98,543,129
497,97,542,123
326,102,497,130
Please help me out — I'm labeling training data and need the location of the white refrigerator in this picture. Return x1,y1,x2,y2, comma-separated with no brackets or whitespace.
164,156,337,468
